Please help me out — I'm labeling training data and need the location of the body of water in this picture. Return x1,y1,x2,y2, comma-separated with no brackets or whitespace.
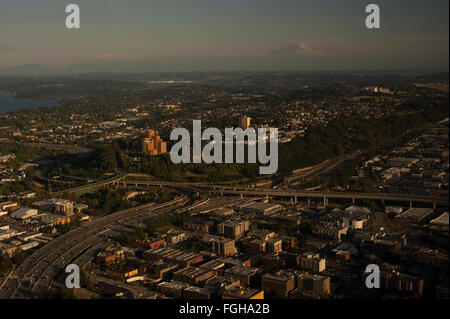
0,95,60,114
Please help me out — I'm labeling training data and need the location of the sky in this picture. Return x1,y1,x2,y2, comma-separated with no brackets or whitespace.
0,0,448,72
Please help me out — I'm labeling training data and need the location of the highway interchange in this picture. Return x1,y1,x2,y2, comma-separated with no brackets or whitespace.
0,184,208,299
0,170,448,299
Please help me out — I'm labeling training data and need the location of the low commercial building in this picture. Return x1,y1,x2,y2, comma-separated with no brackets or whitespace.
199,259,227,275
146,261,178,280
157,281,189,298
10,208,38,220
315,222,348,241
172,266,214,285
247,229,276,241
297,272,331,295
183,286,215,299
215,208,235,217
19,241,39,251
248,239,266,254
204,276,240,293
217,257,252,268
96,248,125,265
18,232,42,242
430,212,449,226
163,229,186,244
165,251,204,267
380,270,424,297
224,265,262,286
0,226,21,240
183,219,214,234
142,247,179,261
0,242,18,257
261,270,296,297
105,265,139,279
240,202,283,216
132,238,166,249
0,201,18,212
386,206,403,214
266,238,283,253
332,244,359,260
222,286,264,299
39,214,71,227
261,252,299,269
395,207,434,223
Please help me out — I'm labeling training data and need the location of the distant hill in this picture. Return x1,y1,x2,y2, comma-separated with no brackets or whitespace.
268,42,324,57
0,63,57,76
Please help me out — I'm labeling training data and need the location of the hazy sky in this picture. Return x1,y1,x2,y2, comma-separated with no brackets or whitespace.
0,0,448,71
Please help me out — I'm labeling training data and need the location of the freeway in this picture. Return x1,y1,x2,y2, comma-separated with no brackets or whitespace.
281,151,363,188
205,185,449,207
50,172,126,197
118,180,449,207
0,183,209,299
2,174,446,299
23,142,93,155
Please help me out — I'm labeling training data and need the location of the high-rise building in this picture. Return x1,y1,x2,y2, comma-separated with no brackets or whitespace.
297,272,331,295
210,238,237,257
299,253,326,272
53,199,74,216
217,219,250,239
141,130,167,156
239,116,251,130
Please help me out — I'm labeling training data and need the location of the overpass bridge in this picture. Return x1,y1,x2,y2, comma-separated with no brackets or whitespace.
48,175,448,208
50,172,126,197
117,180,448,208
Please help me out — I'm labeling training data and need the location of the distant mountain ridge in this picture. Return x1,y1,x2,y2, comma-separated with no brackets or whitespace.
0,63,57,76
268,42,324,57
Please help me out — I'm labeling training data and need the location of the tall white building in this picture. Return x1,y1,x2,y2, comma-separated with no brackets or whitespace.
53,199,74,216
240,116,251,130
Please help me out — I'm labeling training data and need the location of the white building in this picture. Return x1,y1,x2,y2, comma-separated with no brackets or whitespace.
240,116,251,130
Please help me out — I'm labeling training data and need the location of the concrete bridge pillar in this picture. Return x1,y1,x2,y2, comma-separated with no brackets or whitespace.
294,196,297,204
352,197,355,205
433,202,436,210
323,197,328,206
410,201,413,209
